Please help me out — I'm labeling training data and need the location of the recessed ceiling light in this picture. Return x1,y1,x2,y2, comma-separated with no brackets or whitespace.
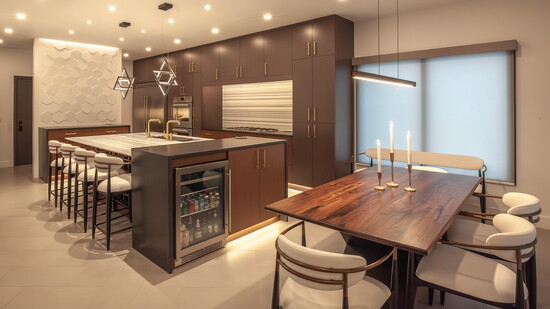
168,18,174,24
263,13,272,20
86,20,92,24
68,30,75,35
204,4,212,10
145,47,152,52
0,39,3,44
174,38,181,44
4,28,13,34
211,28,219,34
119,37,125,42
109,5,116,12
123,53,129,57
141,29,146,33
16,13,26,20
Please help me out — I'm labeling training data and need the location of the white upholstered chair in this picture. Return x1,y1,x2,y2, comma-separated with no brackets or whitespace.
47,140,63,207
272,221,396,309
411,166,448,173
91,154,132,250
415,214,537,309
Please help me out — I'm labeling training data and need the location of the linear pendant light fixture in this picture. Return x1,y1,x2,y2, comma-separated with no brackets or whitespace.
352,0,416,88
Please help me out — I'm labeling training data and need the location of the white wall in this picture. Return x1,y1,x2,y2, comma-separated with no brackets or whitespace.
0,47,33,168
32,39,122,177
355,0,550,228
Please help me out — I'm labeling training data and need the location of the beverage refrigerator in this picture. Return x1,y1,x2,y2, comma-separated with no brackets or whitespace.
174,160,229,266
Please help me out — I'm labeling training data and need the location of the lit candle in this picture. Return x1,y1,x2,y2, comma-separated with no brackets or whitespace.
406,131,411,165
390,121,394,153
377,139,382,173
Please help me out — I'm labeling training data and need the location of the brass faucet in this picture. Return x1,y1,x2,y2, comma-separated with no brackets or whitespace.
165,120,181,141
146,119,162,138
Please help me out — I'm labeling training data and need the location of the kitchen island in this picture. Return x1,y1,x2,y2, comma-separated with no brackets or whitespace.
131,136,287,273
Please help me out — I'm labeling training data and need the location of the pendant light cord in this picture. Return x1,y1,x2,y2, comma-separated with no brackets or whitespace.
397,0,400,78
377,0,381,75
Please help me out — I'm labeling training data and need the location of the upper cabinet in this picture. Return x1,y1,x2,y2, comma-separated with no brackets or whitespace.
134,55,167,83
219,39,241,81
292,19,336,60
183,47,201,73
239,34,265,79
264,28,292,76
202,44,220,83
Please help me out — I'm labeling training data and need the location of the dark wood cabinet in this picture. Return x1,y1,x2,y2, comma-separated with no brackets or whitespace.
264,28,293,76
240,34,265,78
183,47,201,73
229,143,286,233
292,19,336,60
202,44,220,83
201,86,222,131
312,55,336,123
133,55,171,83
219,39,241,81
292,58,313,123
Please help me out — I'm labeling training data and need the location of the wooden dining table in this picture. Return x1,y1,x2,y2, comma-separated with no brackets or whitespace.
265,165,481,308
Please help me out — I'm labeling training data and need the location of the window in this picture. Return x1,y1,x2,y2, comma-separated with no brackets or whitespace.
356,51,515,183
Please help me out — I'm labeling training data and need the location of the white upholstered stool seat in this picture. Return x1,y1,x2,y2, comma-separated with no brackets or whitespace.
97,173,132,193
78,168,125,183
280,275,391,309
50,157,65,167
416,244,528,304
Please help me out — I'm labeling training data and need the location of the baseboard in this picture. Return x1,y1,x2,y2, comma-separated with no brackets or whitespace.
537,215,550,230
0,161,13,168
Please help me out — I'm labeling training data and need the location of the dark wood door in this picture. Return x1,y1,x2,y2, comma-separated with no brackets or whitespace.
191,72,202,134
14,76,32,166
312,123,335,187
259,144,286,221
201,44,220,82
183,48,202,73
312,19,335,57
219,39,240,81
228,148,260,234
201,86,222,131
292,58,312,123
264,28,292,76
133,59,150,83
240,34,265,78
182,74,193,96
292,23,312,60
292,122,313,186
312,55,335,123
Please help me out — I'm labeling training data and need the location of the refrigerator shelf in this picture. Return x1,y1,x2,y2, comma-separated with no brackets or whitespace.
179,174,221,186
180,186,219,198
180,205,220,218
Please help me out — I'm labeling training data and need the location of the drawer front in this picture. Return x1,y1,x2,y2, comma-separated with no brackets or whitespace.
201,130,222,139
91,126,130,136
48,129,92,143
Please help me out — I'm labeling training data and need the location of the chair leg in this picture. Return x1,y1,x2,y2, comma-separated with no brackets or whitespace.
92,186,98,239
67,165,72,219
128,193,132,223
440,290,445,305
54,167,59,208
527,252,537,309
83,182,89,233
106,193,112,250
47,160,52,202
59,166,65,212
73,180,79,223
271,261,280,309
406,252,417,309
428,287,434,306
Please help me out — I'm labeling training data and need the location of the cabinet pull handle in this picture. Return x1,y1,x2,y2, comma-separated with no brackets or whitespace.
307,107,311,121
173,65,177,74
313,107,317,121
182,86,186,95
240,66,243,78
105,130,117,133
236,66,239,78
313,41,317,55
264,62,267,76
215,68,219,80
188,63,192,73
307,124,311,138
307,42,311,56
313,125,317,139
227,169,232,233
65,132,78,136
255,150,260,169
262,149,266,168
191,62,195,72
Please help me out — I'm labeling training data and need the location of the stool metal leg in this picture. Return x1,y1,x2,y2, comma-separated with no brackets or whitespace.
67,156,72,219
73,164,79,223
106,177,112,250
47,153,52,202
92,169,99,239
59,157,65,212
54,156,59,208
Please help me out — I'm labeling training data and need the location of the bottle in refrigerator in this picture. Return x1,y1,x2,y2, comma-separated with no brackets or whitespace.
188,198,195,213
180,222,190,249
182,199,189,215
213,211,219,233
194,219,202,239
187,217,194,243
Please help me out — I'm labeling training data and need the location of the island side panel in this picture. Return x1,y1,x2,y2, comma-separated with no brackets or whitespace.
131,150,175,273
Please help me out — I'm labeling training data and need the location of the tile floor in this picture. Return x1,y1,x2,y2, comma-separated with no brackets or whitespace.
0,165,549,308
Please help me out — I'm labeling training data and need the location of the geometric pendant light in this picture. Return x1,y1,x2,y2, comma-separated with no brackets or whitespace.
154,58,178,96
113,68,136,99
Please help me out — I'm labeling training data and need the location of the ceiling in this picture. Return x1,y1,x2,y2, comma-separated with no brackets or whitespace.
0,0,466,60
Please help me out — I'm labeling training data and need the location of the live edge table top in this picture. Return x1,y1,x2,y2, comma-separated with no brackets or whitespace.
266,166,481,255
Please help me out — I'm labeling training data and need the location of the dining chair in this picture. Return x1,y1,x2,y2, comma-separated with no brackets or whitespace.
411,166,447,173
91,154,132,250
414,214,536,309
444,192,541,308
272,221,397,309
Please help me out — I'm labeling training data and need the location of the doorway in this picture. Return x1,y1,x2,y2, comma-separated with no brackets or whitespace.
14,76,33,166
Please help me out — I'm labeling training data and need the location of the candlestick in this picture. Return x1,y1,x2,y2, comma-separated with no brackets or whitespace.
386,152,399,187
375,171,386,191
376,139,382,173
406,131,411,165
405,164,416,192
390,121,394,153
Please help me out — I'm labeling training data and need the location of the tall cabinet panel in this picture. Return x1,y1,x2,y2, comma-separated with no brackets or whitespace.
228,148,260,234
292,58,312,123
202,44,220,83
201,86,222,131
312,55,336,124
239,34,265,79
258,144,286,221
264,28,293,76
219,39,240,81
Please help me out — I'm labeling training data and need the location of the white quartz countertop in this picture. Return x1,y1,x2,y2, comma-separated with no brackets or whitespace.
66,132,210,156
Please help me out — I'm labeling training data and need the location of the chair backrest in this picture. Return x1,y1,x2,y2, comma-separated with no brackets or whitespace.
365,148,484,171
74,149,96,165
276,234,366,291
48,140,62,154
60,144,77,159
411,166,448,173
486,214,537,262
94,155,123,173
503,192,541,222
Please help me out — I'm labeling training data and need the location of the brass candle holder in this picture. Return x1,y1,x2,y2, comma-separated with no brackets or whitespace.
386,152,399,187
375,171,386,191
404,164,416,192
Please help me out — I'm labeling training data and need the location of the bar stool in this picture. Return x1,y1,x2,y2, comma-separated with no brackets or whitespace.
92,155,132,250
72,149,97,231
47,140,63,207
59,144,79,218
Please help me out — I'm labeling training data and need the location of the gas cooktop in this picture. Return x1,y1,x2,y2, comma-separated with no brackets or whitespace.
225,126,279,133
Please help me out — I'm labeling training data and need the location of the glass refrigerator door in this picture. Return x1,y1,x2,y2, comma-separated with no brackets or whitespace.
177,164,227,251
